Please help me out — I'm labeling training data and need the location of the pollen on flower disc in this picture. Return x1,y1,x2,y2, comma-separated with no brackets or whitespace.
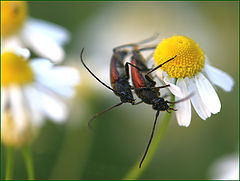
153,36,205,78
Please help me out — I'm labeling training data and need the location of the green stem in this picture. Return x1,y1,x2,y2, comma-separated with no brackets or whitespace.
21,145,35,180
124,99,174,179
5,146,14,180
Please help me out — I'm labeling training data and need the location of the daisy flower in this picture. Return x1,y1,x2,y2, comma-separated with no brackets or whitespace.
208,152,239,180
1,48,79,146
153,35,234,127
1,1,70,63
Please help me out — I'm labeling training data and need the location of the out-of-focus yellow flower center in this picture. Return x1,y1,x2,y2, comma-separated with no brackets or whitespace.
1,1,28,37
154,36,205,78
1,52,34,85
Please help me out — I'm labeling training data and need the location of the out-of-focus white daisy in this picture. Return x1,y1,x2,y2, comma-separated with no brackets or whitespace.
1,1,70,63
1,48,79,146
153,35,234,127
208,152,239,180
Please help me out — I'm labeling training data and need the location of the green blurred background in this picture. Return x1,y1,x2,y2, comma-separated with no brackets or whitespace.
1,1,239,179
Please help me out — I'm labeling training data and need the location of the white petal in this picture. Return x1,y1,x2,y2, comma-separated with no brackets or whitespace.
37,90,68,123
31,60,79,98
44,67,80,86
9,86,28,132
30,58,53,73
175,79,191,127
187,78,211,120
31,59,79,87
22,18,70,63
2,36,23,52
24,32,65,63
23,86,43,126
37,81,75,98
1,88,8,126
195,73,221,114
1,88,8,112
2,45,30,59
156,69,164,80
164,77,184,98
36,66,80,87
15,48,31,59
25,18,70,45
205,63,234,92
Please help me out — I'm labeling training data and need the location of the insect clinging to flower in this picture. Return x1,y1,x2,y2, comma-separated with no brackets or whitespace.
153,35,234,127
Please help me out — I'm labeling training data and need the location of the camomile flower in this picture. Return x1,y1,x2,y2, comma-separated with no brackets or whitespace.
153,35,234,127
1,48,79,146
208,152,239,180
1,1,70,63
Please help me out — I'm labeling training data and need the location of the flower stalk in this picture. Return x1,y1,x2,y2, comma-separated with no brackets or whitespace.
124,96,174,179
21,144,35,180
5,146,14,180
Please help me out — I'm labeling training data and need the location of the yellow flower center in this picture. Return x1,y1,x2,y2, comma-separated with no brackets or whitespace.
153,36,205,78
1,1,28,37
1,52,34,85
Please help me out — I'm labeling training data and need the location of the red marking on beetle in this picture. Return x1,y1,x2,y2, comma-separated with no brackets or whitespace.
131,59,146,88
110,58,119,83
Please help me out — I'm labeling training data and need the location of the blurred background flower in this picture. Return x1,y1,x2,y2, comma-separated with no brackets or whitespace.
1,1,79,179
1,1,70,63
1,48,79,146
208,150,239,180
1,1,238,180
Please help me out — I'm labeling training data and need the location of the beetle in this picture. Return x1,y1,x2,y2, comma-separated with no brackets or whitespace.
129,47,192,168
80,34,159,128
80,48,133,128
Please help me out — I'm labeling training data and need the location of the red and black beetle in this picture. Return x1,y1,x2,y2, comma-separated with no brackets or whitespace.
128,48,175,168
129,47,193,168
80,34,158,128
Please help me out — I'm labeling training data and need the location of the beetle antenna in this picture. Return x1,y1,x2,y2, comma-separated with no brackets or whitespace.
88,102,123,129
145,55,177,77
139,110,160,168
80,48,116,93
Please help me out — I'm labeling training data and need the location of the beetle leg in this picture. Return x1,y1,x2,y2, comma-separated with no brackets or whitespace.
125,62,143,80
126,62,143,71
113,43,137,52
130,86,135,90
168,107,177,111
138,46,157,52
145,74,157,86
145,52,154,64
125,62,131,80
134,85,169,91
167,92,194,104
134,100,143,105
125,62,146,80
161,94,171,99
114,33,159,52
